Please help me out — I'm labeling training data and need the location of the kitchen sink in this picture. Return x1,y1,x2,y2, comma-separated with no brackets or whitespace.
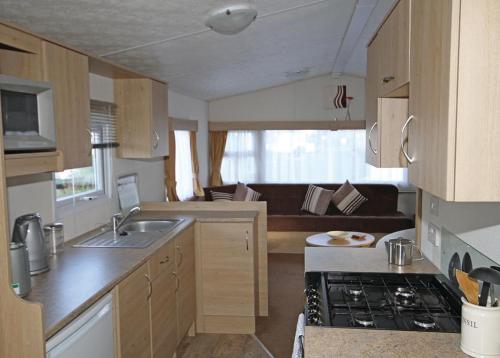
73,219,184,249
73,231,162,249
120,219,183,233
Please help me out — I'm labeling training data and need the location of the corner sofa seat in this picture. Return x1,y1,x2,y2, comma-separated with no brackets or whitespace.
203,183,414,234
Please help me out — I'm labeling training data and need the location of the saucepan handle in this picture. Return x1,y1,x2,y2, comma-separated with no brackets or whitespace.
413,245,424,261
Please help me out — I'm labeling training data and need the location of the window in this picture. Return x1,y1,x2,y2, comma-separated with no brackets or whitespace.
221,129,408,186
174,130,194,200
55,131,105,203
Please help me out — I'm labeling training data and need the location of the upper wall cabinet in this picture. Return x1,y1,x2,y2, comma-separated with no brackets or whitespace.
406,0,500,201
377,0,410,97
115,78,169,159
42,41,92,170
0,24,42,81
365,3,409,168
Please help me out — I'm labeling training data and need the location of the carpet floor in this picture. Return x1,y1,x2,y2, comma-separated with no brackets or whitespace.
255,253,305,358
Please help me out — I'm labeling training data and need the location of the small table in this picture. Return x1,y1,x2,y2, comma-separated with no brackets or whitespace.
306,231,375,248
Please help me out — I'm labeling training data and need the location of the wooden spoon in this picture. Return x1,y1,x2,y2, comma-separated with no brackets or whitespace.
456,269,479,305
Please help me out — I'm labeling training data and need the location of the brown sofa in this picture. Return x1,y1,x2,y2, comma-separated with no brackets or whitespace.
203,183,414,234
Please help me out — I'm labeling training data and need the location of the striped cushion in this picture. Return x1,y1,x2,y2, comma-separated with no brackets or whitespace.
331,181,368,215
211,191,234,202
301,185,334,215
233,183,261,202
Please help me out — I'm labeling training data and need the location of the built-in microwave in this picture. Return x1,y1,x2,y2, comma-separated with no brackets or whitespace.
0,75,56,153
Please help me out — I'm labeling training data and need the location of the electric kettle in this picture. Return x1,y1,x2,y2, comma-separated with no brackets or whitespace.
12,213,49,275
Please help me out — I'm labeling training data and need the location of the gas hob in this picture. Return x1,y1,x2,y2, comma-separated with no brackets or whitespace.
305,272,462,333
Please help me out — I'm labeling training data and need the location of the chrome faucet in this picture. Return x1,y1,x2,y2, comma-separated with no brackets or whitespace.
112,206,141,233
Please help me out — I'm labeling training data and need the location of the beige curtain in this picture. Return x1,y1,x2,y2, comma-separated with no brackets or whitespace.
209,131,228,186
165,130,180,201
190,131,204,196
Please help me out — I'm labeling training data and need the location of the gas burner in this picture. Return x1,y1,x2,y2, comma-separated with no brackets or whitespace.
353,312,374,327
395,287,416,301
413,315,437,330
307,272,461,332
346,287,363,298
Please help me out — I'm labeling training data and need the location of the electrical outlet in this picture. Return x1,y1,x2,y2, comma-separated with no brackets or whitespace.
428,223,441,247
430,196,439,217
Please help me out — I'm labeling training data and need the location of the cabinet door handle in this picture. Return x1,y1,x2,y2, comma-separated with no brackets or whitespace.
160,256,170,264
144,274,153,300
176,245,183,266
152,130,160,149
400,115,415,164
245,231,249,251
382,76,395,83
368,122,378,154
172,272,180,291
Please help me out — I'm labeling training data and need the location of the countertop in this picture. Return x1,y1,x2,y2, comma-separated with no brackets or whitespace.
26,209,258,339
304,246,468,357
305,247,440,274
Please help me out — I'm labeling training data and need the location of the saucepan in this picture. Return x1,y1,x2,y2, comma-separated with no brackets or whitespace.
385,238,424,266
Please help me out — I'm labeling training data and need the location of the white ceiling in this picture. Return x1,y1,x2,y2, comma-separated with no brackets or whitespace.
0,0,395,100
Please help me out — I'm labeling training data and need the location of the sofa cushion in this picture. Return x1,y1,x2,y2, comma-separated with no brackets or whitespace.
331,180,368,215
205,185,237,201
233,183,262,201
211,191,234,201
268,214,414,233
301,185,334,215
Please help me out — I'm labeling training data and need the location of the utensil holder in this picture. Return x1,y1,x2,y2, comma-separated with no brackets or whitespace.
461,297,500,357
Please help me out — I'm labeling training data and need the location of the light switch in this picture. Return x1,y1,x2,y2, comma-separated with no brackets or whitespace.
430,196,439,217
428,223,441,247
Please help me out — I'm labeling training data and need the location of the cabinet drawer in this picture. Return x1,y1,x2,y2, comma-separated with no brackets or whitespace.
149,239,175,280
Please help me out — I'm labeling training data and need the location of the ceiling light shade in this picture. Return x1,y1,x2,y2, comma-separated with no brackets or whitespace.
205,2,257,35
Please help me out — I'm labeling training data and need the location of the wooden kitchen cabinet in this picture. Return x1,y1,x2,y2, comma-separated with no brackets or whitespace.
196,220,255,334
114,262,152,358
377,0,410,97
42,41,92,170
0,24,42,81
365,23,408,168
365,97,408,168
150,240,177,358
365,31,408,168
407,0,500,201
115,78,168,158
175,225,196,344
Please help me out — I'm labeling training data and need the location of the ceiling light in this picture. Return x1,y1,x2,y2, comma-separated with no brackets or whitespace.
205,2,257,35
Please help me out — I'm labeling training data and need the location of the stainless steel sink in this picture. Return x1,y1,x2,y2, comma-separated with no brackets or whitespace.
73,218,184,249
73,231,162,249
120,219,183,233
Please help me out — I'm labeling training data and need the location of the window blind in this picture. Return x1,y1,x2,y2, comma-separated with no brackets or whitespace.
90,100,119,148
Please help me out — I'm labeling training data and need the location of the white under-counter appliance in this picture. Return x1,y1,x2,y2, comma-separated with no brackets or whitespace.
0,74,56,153
46,293,115,358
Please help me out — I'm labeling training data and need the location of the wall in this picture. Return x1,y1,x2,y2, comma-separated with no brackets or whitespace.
6,74,209,241
168,90,209,186
421,191,500,268
209,74,365,122
6,174,55,234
